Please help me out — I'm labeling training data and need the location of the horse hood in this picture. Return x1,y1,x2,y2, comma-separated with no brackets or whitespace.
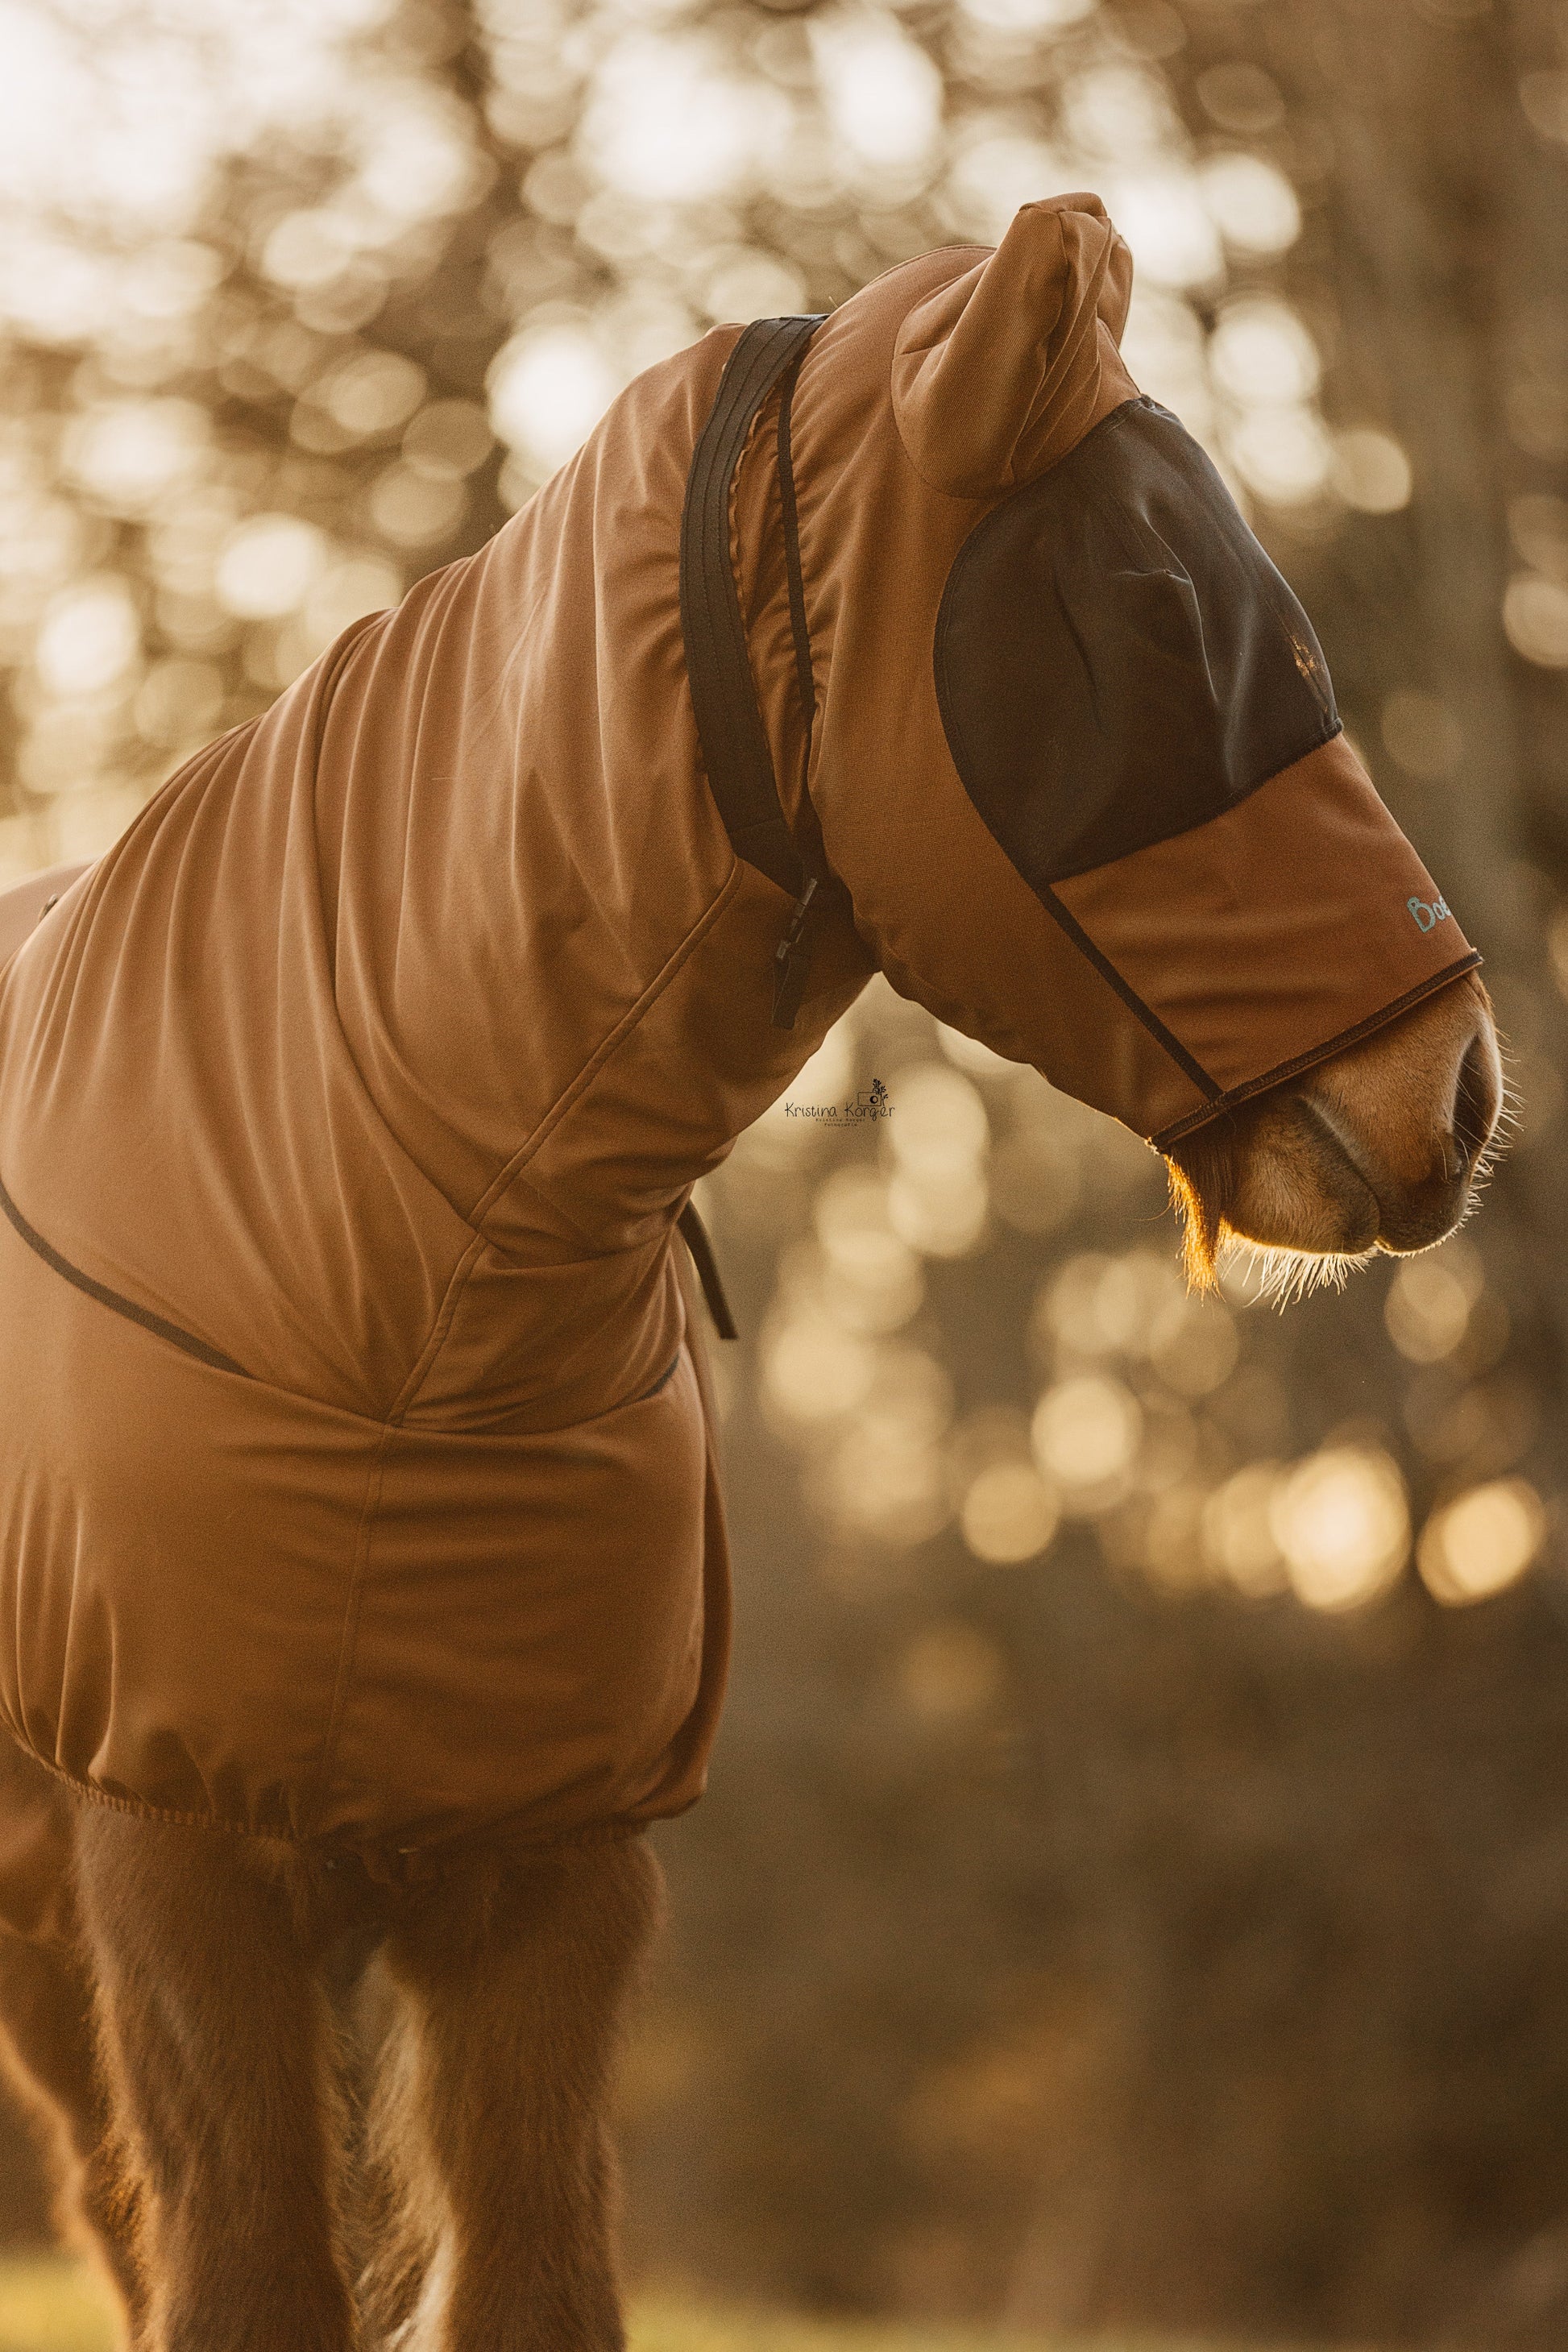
752,196,1475,1143
0,195,1473,1889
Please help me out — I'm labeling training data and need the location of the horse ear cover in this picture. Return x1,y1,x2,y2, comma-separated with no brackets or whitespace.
870,197,1479,1145
891,193,1135,498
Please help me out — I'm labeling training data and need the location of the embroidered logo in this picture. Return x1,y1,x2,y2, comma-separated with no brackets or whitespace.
1408,895,1450,933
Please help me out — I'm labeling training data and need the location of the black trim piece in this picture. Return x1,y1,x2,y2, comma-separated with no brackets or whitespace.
0,1168,250,1378
678,314,824,902
633,1353,682,1405
1037,886,1220,1099
1149,952,1483,1150
678,1199,739,1342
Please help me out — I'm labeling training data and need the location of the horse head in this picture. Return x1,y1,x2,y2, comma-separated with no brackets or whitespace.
718,197,1494,1296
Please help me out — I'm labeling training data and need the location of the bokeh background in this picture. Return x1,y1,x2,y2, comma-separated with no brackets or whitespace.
0,0,1565,2342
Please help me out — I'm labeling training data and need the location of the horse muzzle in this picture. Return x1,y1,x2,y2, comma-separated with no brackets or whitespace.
1230,984,1504,1261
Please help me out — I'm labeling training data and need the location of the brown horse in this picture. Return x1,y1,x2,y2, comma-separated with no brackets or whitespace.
0,196,1506,2352
0,935,1500,2350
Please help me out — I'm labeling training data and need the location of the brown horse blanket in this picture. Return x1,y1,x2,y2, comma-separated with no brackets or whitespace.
0,197,1475,1889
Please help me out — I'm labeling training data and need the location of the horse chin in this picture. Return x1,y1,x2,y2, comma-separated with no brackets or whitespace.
1164,1093,1475,1299
1225,1095,1383,1256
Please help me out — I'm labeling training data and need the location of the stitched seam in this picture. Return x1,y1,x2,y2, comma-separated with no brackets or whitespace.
305,1419,397,1832
465,865,745,1240
633,1350,682,1405
680,317,819,897
1036,886,1219,1097
1044,718,1346,885
773,355,838,901
6,1743,267,1837
394,865,745,1424
933,405,1342,885
687,329,793,846
777,361,818,757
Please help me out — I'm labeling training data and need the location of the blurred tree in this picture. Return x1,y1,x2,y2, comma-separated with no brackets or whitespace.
0,1,1565,2344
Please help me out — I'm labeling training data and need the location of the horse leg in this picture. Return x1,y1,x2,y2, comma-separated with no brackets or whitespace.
368,1836,663,2352
350,1947,435,2346
73,1807,358,2352
0,1926,147,2340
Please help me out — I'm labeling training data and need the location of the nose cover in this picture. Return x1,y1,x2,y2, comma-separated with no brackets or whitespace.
934,395,1478,1145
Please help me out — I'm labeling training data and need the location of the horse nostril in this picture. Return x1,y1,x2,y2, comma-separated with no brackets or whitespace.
1452,1030,1500,1173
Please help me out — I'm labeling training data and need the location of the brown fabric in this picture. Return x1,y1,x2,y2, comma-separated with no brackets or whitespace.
892,195,1134,497
778,228,1471,1138
0,1736,75,1948
0,329,871,1877
0,195,1472,1885
0,1200,728,1867
1051,735,1477,1136
774,241,1203,1134
0,861,90,974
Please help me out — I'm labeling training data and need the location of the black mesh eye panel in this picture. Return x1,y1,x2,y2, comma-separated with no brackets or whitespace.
933,396,1340,886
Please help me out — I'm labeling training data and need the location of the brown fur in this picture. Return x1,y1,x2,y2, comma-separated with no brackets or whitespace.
0,1780,661,2351
0,1927,144,2331
1164,1114,1236,1292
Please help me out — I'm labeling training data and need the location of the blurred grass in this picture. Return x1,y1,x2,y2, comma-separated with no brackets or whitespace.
0,2259,1338,2352
631,2304,1227,2352
0,2263,114,2352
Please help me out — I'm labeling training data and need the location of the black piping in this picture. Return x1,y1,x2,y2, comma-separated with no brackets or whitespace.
633,1353,682,1404
1037,886,1221,1099
0,1169,250,1378
679,315,822,900
1148,952,1483,1149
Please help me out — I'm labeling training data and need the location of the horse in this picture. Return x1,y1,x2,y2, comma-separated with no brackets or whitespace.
0,194,1500,2349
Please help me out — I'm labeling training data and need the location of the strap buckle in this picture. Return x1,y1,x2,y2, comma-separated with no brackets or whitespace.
772,876,823,1030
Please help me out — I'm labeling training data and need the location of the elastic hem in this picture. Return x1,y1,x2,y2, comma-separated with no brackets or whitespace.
1148,952,1483,1148
15,1741,269,1840
22,1741,655,1876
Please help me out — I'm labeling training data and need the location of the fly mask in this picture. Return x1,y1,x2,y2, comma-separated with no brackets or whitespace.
681,196,1477,1147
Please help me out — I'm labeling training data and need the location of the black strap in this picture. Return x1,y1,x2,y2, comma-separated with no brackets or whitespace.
679,314,832,1027
678,1201,738,1342
776,353,819,774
